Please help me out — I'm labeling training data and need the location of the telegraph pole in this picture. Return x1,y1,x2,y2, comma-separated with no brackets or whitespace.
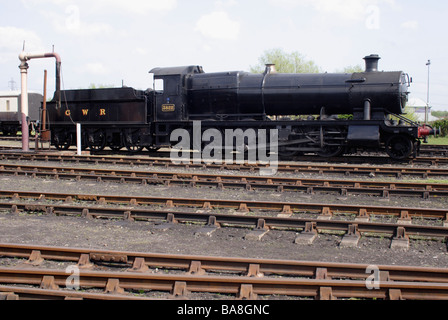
8,78,17,91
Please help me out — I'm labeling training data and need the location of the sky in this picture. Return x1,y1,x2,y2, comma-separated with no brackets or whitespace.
1,0,447,111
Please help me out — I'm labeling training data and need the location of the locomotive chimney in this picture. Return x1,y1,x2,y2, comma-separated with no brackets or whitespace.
364,54,381,72
264,64,277,74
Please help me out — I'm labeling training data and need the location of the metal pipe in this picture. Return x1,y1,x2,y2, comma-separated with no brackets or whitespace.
42,70,47,133
18,51,62,152
19,62,30,151
19,52,61,93
364,99,371,121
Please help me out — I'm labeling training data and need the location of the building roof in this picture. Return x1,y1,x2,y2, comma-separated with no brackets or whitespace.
0,91,42,97
405,97,439,122
407,97,428,107
0,91,21,97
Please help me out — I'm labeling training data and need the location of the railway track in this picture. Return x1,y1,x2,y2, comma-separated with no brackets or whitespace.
0,286,151,300
1,137,448,156
2,152,448,178
2,243,448,300
1,146,447,301
2,188,448,220
2,189,448,248
1,162,448,199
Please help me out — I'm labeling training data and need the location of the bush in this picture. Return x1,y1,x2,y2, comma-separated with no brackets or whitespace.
432,119,448,137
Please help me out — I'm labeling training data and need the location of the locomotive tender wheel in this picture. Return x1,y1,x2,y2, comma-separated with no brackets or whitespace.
385,135,413,160
8,128,18,136
126,144,144,153
87,130,106,151
109,145,123,152
124,130,144,153
109,133,124,152
54,131,72,151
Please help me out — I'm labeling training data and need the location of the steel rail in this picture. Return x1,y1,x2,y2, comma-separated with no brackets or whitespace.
420,145,448,157
0,285,152,300
0,162,447,199
0,144,447,163
2,198,448,243
1,266,448,299
1,243,448,283
1,137,448,155
1,189,447,221
2,152,448,178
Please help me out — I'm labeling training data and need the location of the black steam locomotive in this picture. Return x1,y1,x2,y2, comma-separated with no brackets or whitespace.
45,54,436,160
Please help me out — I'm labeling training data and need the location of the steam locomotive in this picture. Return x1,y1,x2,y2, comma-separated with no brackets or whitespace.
45,54,437,160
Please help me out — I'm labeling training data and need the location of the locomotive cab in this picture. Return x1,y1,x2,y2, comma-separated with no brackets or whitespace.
150,66,204,122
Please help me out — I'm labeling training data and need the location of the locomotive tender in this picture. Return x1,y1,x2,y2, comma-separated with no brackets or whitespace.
46,54,436,160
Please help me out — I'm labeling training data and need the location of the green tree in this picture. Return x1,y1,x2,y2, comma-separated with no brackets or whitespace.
403,106,419,122
432,111,448,119
87,83,114,89
340,65,364,73
250,48,321,74
432,119,448,137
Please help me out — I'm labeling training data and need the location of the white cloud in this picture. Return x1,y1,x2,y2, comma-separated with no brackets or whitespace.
126,0,177,13
134,47,149,56
20,0,178,36
308,0,369,20
0,27,44,62
202,44,213,52
64,21,114,37
401,20,419,30
85,0,178,14
83,63,109,75
269,0,396,21
214,0,238,8
196,11,240,40
21,3,114,37
22,0,177,14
